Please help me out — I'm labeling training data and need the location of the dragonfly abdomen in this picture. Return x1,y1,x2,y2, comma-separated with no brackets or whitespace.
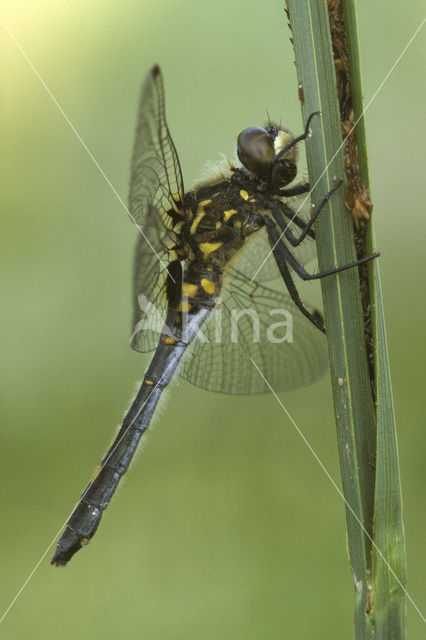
51,306,211,566
50,379,165,566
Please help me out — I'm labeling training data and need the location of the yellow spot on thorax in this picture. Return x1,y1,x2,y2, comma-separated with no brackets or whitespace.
145,379,154,386
200,278,215,295
239,190,249,201
190,199,212,234
179,300,192,313
182,282,198,297
216,221,221,229
164,336,176,345
190,211,205,235
199,242,222,257
223,209,237,221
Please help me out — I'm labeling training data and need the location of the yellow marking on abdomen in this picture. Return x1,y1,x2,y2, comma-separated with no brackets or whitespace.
200,242,222,257
164,336,176,345
183,283,198,297
145,379,154,386
179,300,192,313
239,190,249,201
223,208,237,221
200,278,215,294
190,210,205,235
216,221,221,229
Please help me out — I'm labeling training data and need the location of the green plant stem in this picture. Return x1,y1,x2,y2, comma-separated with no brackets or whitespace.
288,1,377,636
344,2,407,636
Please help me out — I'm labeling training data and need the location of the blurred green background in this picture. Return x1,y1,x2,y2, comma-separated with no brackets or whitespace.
1,1,425,638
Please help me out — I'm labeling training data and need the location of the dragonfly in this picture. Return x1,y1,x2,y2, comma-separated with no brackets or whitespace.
51,64,378,565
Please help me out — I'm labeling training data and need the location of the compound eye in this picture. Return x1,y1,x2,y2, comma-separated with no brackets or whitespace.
237,127,275,177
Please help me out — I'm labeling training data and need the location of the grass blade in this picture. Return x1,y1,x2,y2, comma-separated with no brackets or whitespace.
287,1,377,636
343,2,407,636
287,0,408,636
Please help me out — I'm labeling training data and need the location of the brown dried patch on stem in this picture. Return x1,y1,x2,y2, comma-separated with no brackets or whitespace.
328,0,373,228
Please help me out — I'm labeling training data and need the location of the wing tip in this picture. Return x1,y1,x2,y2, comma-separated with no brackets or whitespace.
151,63,161,78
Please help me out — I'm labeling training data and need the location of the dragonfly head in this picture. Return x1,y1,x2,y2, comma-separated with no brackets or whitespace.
237,123,298,191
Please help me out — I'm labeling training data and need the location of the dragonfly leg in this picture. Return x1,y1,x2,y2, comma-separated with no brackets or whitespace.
268,199,316,241
263,216,325,333
273,112,320,163
279,182,310,197
268,180,343,247
266,216,380,281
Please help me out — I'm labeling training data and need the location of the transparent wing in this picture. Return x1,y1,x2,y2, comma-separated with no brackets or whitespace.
231,196,318,285
181,266,328,394
128,65,183,352
130,207,177,353
128,65,184,229
230,227,282,283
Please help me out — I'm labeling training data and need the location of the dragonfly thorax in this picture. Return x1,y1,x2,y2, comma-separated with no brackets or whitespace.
179,183,265,271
